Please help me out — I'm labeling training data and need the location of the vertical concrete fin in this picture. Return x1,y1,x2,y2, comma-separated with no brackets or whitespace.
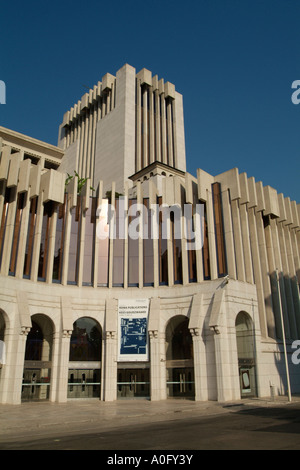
17,291,32,332
209,288,226,334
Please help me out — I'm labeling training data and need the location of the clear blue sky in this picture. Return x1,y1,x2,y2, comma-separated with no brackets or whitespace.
1,0,299,201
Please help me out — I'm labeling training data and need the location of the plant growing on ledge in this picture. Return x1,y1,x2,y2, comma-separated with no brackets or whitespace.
105,190,124,201
65,171,95,194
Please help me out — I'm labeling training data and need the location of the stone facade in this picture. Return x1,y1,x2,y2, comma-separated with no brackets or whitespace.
0,64,299,405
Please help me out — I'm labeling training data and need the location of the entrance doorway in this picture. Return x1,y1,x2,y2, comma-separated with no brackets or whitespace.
166,365,194,398
165,316,195,399
68,368,101,398
117,366,150,399
68,317,102,399
22,314,53,402
235,312,257,398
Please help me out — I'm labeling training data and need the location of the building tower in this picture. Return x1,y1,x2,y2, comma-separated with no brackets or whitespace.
58,64,186,193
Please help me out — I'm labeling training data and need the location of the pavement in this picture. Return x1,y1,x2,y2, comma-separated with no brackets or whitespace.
1,394,300,445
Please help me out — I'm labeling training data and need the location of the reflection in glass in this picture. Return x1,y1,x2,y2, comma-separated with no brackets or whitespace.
69,317,102,362
82,198,97,285
97,198,109,286
53,195,66,282
158,197,168,285
68,196,81,284
38,201,54,280
166,316,193,361
113,199,124,286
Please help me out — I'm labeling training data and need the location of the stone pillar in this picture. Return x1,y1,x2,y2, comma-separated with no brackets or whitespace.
213,331,235,402
51,330,72,403
103,299,118,401
149,330,162,401
0,326,29,404
103,331,117,401
191,328,208,401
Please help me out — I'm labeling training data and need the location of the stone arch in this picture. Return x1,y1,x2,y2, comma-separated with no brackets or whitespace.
235,311,257,398
69,316,102,362
68,316,102,399
165,314,195,399
25,313,55,362
165,315,193,361
22,313,55,402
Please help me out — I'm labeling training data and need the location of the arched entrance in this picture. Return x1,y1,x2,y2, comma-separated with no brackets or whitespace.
165,315,195,399
68,317,102,399
235,312,257,398
22,314,53,402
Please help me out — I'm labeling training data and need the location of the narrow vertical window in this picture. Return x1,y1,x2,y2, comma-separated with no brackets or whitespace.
68,196,81,284
23,197,38,278
212,182,227,277
128,198,139,286
0,189,11,267
143,198,154,286
38,201,54,281
10,193,25,275
53,194,66,282
172,211,182,284
113,198,124,286
158,196,168,285
202,203,210,280
97,198,109,286
82,197,96,286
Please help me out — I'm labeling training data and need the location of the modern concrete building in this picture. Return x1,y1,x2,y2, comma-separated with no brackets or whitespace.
0,64,299,405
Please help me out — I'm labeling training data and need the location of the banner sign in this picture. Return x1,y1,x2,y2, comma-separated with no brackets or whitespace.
118,299,149,362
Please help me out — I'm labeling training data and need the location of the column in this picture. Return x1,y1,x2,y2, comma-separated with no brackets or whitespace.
50,330,72,403
191,329,208,401
103,331,117,401
0,326,29,404
149,330,162,401
136,80,142,172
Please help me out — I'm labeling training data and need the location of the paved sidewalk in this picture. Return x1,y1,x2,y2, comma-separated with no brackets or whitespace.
0,395,299,444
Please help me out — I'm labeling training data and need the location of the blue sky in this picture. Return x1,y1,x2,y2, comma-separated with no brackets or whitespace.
1,0,299,201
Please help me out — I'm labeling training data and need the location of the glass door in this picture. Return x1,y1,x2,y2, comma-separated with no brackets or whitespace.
22,363,51,401
117,368,150,399
166,367,195,398
67,368,101,398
